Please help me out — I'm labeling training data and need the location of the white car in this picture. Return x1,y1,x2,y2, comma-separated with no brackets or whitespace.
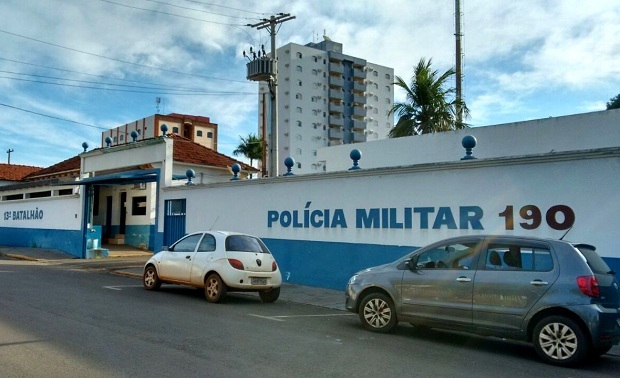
143,231,282,303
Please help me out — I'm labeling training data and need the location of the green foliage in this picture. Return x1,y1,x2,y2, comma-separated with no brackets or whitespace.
233,133,263,167
607,93,620,110
389,58,469,138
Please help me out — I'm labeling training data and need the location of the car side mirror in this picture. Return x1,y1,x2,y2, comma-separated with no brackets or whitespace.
406,257,418,271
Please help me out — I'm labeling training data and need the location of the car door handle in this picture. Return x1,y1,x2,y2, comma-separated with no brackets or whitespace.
185,255,191,260
456,277,472,282
530,280,548,286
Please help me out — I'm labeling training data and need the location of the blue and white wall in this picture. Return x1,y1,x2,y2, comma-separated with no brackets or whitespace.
159,147,620,290
0,191,83,256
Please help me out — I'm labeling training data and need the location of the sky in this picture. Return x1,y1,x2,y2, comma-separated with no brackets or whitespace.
0,0,618,168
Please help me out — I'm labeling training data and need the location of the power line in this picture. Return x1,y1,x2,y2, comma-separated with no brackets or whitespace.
0,103,107,130
0,75,255,95
142,0,262,21
97,0,246,26
0,29,250,84
0,69,232,94
180,0,269,16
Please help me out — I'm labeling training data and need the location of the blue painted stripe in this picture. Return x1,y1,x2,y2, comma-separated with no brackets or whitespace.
0,227,83,257
262,238,416,290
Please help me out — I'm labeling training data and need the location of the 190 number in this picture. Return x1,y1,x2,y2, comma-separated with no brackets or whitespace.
498,205,575,230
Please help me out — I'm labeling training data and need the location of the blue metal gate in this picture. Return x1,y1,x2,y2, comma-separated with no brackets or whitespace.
163,199,186,247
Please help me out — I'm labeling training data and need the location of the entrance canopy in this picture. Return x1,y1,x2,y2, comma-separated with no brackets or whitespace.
76,168,159,186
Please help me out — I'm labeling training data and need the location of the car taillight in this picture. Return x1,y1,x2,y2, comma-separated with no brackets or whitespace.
272,261,278,272
228,259,244,270
577,275,600,298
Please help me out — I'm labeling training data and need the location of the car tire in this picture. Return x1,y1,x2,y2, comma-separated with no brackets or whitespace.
588,344,612,360
204,273,227,303
259,287,280,303
143,266,161,291
359,292,397,333
533,315,589,366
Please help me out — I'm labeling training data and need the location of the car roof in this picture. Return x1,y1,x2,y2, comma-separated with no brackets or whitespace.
433,234,585,246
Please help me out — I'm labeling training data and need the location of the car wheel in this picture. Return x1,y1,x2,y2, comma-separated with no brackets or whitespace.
533,316,589,366
204,273,227,303
359,292,397,333
259,287,280,303
143,266,161,291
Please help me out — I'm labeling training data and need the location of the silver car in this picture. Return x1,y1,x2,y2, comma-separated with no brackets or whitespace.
345,235,620,366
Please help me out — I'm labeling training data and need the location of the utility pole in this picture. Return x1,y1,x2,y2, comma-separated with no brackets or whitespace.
455,0,463,125
247,13,295,177
7,148,14,164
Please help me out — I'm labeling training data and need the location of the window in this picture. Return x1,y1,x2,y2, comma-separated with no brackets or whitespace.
373,71,378,77
120,134,124,142
312,69,318,76
207,132,213,138
198,234,216,252
173,127,179,133
295,93,302,100
171,234,201,252
297,121,302,127
226,235,269,253
484,244,553,271
296,65,302,72
296,148,302,155
197,130,203,137
386,98,391,104
297,80,302,86
386,86,391,92
296,134,302,141
132,196,147,216
296,52,302,59
385,73,390,79
415,242,479,270
296,107,302,113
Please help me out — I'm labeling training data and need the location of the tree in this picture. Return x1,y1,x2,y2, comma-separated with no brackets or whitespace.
232,133,263,168
607,93,620,110
389,58,469,138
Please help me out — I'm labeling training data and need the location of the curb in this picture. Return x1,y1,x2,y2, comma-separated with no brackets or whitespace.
112,270,142,278
1,253,40,261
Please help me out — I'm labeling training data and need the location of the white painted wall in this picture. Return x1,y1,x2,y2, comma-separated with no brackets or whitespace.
0,194,82,230
317,109,620,172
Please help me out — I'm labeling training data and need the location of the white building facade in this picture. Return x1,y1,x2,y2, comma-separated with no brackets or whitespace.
260,39,394,175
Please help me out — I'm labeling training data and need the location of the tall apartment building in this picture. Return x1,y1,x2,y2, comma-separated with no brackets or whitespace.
102,113,218,151
259,38,394,175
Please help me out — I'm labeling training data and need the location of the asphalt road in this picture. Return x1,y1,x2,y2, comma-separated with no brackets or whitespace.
1,258,619,377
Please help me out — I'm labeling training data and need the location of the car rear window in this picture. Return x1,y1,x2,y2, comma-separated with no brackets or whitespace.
574,244,612,274
225,235,270,253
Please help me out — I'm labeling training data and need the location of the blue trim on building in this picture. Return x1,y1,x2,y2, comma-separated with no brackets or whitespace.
123,224,154,249
262,238,417,290
0,228,83,257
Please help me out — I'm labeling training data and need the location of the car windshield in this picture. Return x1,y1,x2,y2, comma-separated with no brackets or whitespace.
574,244,613,274
225,235,270,253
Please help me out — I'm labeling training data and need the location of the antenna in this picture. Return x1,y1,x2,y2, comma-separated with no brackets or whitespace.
7,148,14,164
155,97,161,113
559,226,573,240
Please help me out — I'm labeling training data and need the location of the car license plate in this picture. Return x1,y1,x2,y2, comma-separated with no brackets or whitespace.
251,277,267,285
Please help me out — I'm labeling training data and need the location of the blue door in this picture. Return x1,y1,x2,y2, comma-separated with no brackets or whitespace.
163,199,186,247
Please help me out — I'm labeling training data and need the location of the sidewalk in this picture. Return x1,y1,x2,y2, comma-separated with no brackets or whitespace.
0,246,346,311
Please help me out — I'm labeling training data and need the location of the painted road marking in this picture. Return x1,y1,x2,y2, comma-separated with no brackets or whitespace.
103,285,144,291
248,313,355,322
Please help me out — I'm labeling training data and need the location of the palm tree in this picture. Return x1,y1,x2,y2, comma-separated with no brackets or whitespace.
233,133,263,168
389,58,469,137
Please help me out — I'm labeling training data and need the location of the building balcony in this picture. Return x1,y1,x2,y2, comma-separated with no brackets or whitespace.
328,89,344,101
352,131,366,143
328,128,344,140
353,68,367,80
353,81,365,92
353,106,366,117
329,77,344,88
328,116,344,127
329,63,344,75
329,103,344,114
353,94,366,105
352,120,366,131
